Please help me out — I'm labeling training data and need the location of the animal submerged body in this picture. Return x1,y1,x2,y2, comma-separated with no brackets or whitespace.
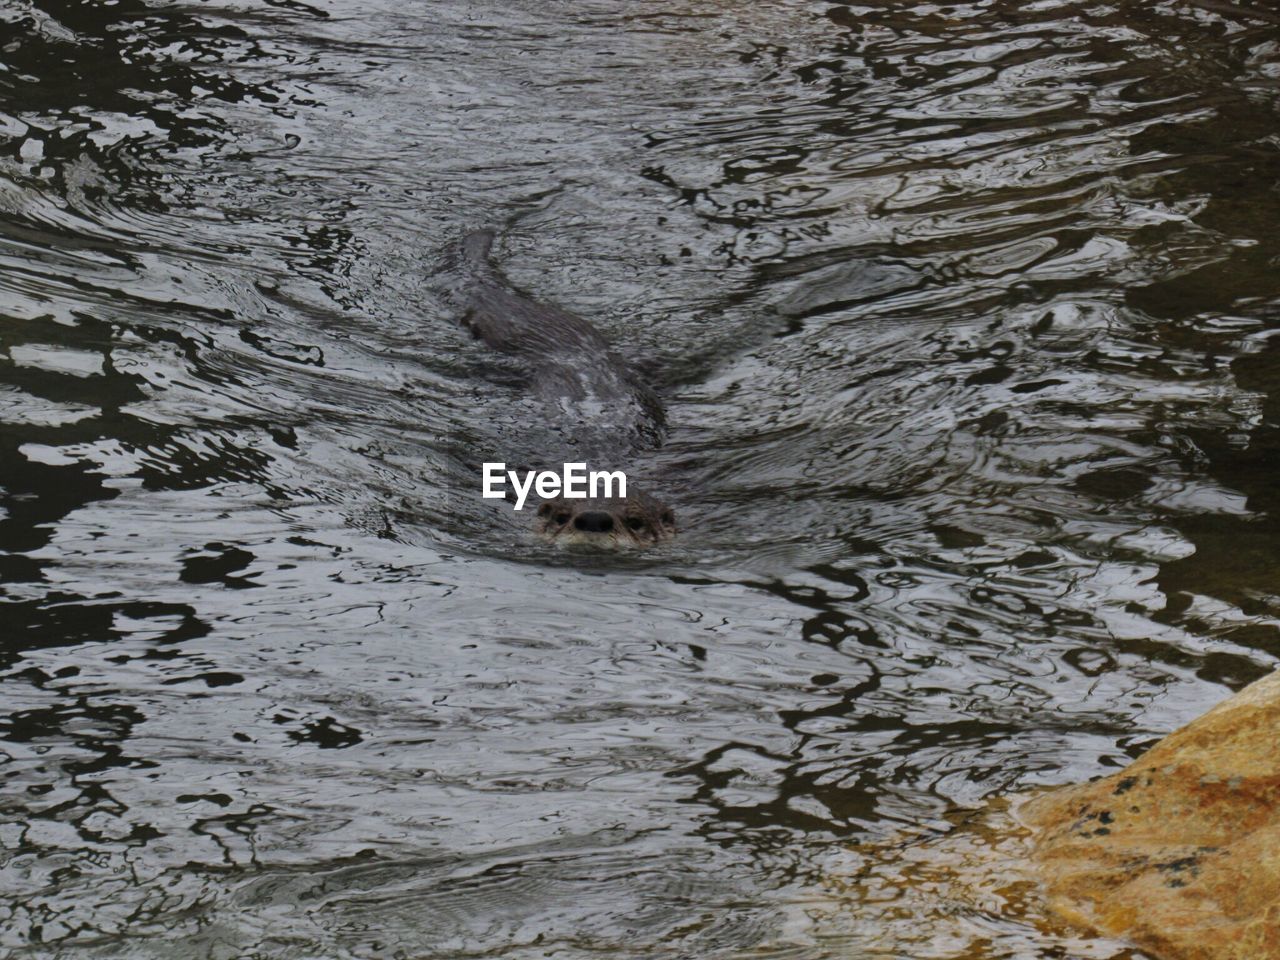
442,230,675,546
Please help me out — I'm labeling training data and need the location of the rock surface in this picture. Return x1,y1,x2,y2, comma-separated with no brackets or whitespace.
1018,669,1280,959
818,800,1138,958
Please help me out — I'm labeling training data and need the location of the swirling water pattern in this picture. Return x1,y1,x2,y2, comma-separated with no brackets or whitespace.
1,0,1279,956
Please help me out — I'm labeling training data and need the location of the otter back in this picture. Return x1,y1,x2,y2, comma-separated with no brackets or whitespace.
445,230,665,461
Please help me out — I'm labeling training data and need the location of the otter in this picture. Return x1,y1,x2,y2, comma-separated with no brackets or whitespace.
443,229,675,546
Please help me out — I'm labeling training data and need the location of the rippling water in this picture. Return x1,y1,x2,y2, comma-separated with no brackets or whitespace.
2,0,1279,956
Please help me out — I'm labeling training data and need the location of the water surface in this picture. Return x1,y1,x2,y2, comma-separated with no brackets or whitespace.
2,0,1279,956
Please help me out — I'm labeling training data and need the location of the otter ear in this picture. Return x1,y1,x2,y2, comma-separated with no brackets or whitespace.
537,502,553,517
661,510,674,525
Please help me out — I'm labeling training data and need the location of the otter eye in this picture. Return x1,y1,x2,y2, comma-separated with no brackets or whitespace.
554,512,571,525
626,517,646,531
661,511,674,525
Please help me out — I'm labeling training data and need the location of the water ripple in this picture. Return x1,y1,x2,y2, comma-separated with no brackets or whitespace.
2,0,1279,956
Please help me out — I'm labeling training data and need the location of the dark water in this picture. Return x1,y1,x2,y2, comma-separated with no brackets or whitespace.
2,0,1279,956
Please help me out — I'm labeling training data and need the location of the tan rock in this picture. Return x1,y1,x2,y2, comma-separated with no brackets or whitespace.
813,673,1280,957
1017,669,1280,959
816,800,1138,958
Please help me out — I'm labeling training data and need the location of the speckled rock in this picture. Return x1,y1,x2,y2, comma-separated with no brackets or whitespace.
1018,669,1280,959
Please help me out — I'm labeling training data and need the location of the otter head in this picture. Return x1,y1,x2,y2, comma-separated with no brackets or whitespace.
535,489,675,546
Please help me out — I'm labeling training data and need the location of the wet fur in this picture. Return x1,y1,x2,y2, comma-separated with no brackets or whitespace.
447,230,673,544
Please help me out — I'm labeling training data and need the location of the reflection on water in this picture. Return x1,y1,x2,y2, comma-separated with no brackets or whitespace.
1,0,1278,956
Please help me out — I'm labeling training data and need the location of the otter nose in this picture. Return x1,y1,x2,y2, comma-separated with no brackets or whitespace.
573,511,615,533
